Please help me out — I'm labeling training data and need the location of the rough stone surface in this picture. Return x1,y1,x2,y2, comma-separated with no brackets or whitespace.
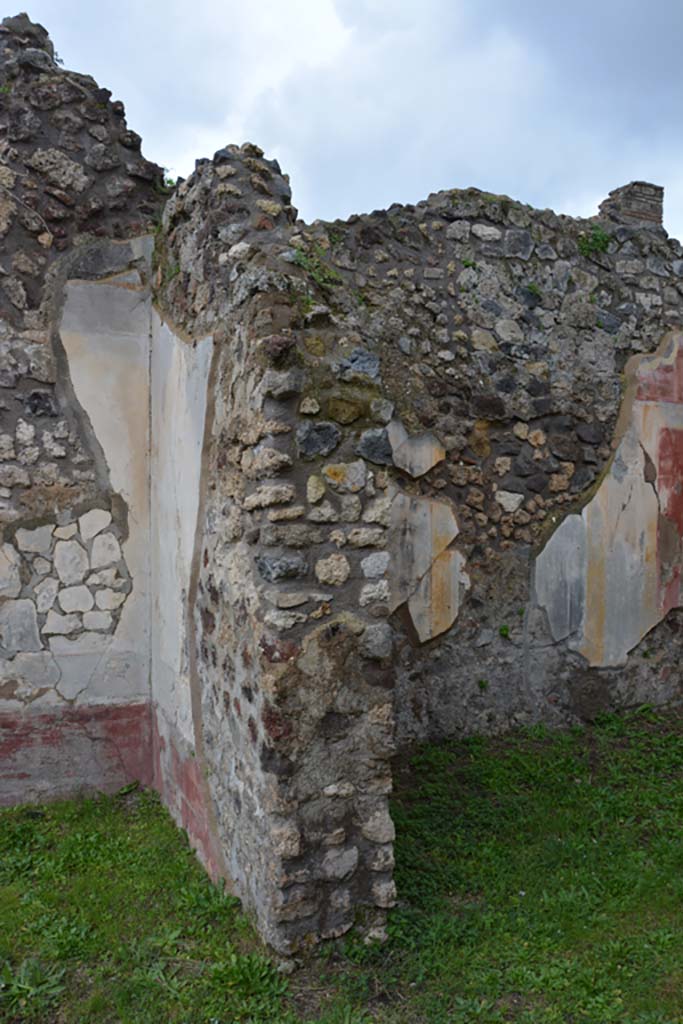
90,533,122,568
78,509,112,541
15,525,53,554
315,553,351,586
58,585,93,614
295,421,342,460
0,599,41,654
0,543,22,598
53,540,89,585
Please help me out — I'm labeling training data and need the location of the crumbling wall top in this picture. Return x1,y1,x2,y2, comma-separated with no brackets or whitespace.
599,180,664,227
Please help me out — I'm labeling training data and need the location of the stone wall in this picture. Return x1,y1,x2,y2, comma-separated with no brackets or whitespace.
4,13,683,954
0,13,162,801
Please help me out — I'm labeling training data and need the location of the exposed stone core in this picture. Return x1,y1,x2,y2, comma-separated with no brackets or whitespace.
3,14,683,953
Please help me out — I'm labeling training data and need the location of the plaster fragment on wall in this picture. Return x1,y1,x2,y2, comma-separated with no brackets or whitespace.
407,548,470,643
534,513,587,642
389,490,468,642
535,331,683,667
0,651,62,708
387,420,445,478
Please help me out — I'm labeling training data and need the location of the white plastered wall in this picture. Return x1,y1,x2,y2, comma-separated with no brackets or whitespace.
150,313,213,744
58,258,213,722
59,266,152,703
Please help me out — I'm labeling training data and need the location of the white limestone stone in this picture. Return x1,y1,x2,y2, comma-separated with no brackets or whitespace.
0,433,15,460
87,569,118,586
339,495,362,522
307,475,326,504
54,524,78,540
95,588,126,610
58,585,94,613
372,879,397,908
362,496,392,526
43,610,81,635
0,543,21,599
34,576,59,613
361,809,396,844
54,539,88,584
264,608,308,630
78,508,112,542
90,533,121,568
83,610,113,631
42,432,66,458
0,599,41,654
15,524,54,554
33,557,51,575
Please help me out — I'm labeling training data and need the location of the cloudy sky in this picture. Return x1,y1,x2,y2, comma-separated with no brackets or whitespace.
22,1,683,238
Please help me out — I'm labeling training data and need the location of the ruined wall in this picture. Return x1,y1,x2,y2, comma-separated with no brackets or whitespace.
4,13,683,955
155,149,396,949
152,151,683,949
0,14,163,799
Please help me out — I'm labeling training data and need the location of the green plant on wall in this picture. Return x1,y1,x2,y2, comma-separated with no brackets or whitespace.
293,244,342,290
578,225,610,258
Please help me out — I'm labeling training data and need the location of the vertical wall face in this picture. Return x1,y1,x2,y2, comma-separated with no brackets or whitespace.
149,313,219,876
59,261,152,702
150,315,213,745
155,148,398,952
0,14,164,801
152,151,683,948
1,254,154,802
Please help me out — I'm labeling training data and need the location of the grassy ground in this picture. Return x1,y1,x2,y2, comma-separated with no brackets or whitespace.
4,708,683,1022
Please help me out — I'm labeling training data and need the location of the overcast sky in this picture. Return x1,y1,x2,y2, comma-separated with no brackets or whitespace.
20,1,683,238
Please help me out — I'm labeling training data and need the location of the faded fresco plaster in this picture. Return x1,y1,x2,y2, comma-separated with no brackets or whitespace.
535,331,683,667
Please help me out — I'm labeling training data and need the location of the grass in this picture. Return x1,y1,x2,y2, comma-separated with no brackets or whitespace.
0,789,291,1023
5,708,683,1021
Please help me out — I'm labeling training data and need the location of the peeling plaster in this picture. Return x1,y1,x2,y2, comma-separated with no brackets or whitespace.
535,331,683,667
389,490,469,641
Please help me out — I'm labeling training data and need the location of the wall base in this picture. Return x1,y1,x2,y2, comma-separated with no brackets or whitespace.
0,702,153,806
